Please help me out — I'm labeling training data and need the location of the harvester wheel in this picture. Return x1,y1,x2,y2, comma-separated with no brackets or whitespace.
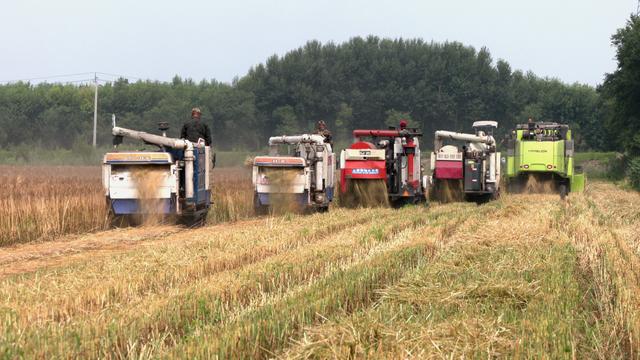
254,205,268,216
181,212,207,228
253,194,269,215
110,215,130,228
559,184,568,200
108,208,131,228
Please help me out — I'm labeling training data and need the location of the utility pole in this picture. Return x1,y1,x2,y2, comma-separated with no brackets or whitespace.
93,72,98,148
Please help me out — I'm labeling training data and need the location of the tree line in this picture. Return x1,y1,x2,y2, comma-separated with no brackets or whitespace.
599,14,640,188
0,36,616,153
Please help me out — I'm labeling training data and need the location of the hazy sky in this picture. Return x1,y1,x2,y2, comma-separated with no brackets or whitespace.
0,0,636,86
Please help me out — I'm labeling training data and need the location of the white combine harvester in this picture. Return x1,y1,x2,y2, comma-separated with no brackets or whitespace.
102,119,213,226
252,134,335,213
430,120,501,203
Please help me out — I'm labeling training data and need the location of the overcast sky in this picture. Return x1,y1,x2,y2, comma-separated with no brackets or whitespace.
0,0,636,86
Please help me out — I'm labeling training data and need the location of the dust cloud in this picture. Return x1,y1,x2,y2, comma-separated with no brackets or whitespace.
522,173,557,194
263,167,304,214
430,179,464,203
130,166,167,225
340,179,389,208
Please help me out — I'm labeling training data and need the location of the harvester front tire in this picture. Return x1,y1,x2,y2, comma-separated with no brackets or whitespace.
254,205,269,216
559,184,568,200
181,211,208,228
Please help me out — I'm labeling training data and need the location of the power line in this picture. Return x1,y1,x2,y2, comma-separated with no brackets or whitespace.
0,72,94,84
96,72,143,80
0,71,145,84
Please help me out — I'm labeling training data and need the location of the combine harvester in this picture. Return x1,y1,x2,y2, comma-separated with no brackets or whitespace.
504,120,585,199
102,120,213,226
430,121,501,203
339,122,427,207
252,134,335,214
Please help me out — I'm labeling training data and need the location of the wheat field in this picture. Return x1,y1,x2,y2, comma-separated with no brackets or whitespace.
1,181,639,358
0,166,254,246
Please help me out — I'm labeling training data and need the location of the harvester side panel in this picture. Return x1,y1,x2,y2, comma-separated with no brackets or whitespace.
434,160,463,179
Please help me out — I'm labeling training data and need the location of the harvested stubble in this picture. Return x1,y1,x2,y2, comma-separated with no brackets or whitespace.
0,181,639,359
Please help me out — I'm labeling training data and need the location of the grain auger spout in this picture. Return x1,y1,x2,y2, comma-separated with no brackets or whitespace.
103,119,213,226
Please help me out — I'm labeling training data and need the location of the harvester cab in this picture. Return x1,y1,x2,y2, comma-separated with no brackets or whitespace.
504,120,585,199
252,134,335,214
339,125,427,207
430,120,500,203
102,119,213,226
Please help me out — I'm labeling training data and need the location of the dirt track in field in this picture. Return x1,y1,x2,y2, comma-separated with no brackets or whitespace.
0,219,264,278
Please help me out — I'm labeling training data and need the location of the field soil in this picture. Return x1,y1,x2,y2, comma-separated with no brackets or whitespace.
1,182,639,358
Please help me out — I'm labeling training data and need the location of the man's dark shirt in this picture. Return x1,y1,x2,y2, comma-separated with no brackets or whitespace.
317,129,333,145
181,119,212,145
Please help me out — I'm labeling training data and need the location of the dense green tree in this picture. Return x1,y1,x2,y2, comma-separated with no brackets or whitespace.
601,15,640,155
600,15,640,188
384,109,413,128
0,36,608,153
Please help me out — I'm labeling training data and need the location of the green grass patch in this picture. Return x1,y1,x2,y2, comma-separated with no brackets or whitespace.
575,152,624,180
574,152,618,163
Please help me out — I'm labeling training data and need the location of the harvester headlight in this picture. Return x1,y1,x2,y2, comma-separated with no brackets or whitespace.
523,164,529,169
315,193,325,203
546,164,553,170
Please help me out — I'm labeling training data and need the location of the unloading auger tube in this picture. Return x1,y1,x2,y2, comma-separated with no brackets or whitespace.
112,126,196,199
434,130,495,151
268,134,326,146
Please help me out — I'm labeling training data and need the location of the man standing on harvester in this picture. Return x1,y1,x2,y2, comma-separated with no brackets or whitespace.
181,107,212,145
315,120,333,146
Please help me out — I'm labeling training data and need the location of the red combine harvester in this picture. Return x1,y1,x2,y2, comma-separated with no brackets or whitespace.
339,122,428,207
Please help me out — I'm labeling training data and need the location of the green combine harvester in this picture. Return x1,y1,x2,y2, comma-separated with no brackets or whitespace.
505,120,585,199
